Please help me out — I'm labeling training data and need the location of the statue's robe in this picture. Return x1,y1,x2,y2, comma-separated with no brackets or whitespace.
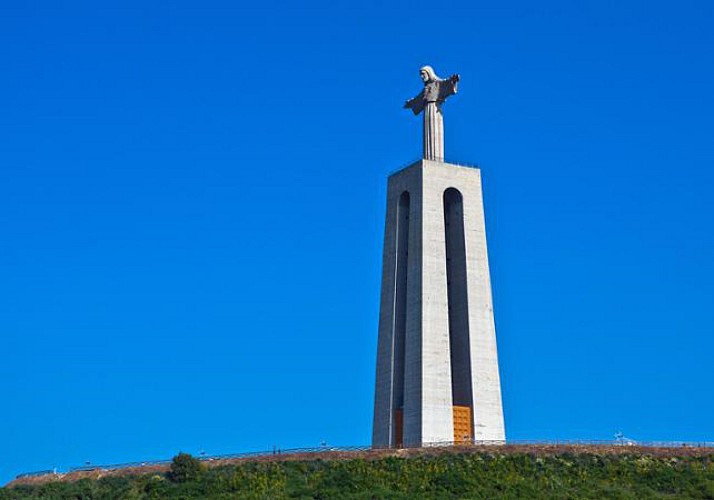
404,76,459,115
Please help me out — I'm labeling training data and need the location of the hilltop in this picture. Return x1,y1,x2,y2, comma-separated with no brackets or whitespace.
3,444,714,499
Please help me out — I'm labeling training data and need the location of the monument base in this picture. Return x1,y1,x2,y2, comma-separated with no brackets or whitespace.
372,160,505,448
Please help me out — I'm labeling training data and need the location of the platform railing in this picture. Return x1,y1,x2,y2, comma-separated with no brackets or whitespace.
387,158,481,176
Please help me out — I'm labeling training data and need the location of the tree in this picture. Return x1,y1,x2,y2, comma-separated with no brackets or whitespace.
167,452,204,483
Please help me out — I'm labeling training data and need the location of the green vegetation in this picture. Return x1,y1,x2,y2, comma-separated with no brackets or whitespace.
167,452,205,483
3,451,714,499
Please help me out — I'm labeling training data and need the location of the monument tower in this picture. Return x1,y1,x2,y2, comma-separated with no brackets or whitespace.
372,66,505,448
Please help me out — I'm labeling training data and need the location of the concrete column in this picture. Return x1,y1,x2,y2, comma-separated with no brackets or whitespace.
372,160,505,448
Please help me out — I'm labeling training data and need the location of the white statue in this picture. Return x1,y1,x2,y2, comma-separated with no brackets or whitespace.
404,66,460,161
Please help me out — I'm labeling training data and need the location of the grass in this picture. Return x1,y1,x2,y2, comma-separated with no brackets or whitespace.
3,450,714,499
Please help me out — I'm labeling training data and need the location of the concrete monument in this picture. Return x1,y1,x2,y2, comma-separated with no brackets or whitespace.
373,67,505,448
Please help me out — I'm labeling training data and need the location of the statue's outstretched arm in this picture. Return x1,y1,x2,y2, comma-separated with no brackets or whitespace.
404,94,420,108
444,74,460,97
404,91,425,115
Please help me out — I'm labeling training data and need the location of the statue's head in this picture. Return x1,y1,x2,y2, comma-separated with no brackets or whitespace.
419,66,439,83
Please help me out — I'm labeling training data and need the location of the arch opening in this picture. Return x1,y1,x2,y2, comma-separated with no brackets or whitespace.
391,191,410,448
444,188,473,442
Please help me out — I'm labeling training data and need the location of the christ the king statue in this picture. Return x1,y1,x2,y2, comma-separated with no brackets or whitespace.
404,65,460,161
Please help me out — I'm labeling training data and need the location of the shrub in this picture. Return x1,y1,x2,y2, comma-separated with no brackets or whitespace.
167,452,204,483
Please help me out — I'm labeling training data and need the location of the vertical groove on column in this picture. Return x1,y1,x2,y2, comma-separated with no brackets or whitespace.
390,191,410,447
444,188,473,440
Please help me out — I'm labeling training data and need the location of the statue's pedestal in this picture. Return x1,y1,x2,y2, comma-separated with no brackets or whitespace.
372,160,505,447
423,104,444,161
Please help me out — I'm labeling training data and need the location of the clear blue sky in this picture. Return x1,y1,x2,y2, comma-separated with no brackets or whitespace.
1,0,713,483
